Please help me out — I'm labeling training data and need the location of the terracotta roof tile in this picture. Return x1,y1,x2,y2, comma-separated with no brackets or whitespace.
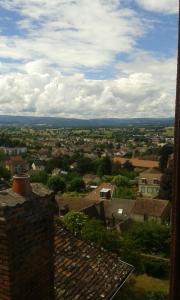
131,198,170,217
139,168,162,179
104,199,135,219
85,183,115,202
114,158,159,169
54,224,133,300
56,196,101,211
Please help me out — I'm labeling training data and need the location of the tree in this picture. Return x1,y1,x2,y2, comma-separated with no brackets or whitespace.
68,177,86,192
81,219,107,247
97,156,112,177
124,221,170,257
63,211,88,234
112,161,122,175
76,157,94,174
47,176,66,193
0,166,11,181
81,218,143,272
159,144,173,172
123,160,134,172
30,171,48,184
45,155,71,173
159,167,173,201
63,212,143,272
45,158,62,173
112,175,130,187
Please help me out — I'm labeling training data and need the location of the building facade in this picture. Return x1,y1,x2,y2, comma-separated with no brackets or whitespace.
138,168,162,197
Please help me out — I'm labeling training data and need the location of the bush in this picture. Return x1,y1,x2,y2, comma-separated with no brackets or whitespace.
113,186,136,199
112,175,130,187
142,255,170,279
81,219,122,252
47,176,66,193
125,221,170,257
0,166,11,181
30,171,48,184
68,177,85,192
143,291,168,300
63,211,88,234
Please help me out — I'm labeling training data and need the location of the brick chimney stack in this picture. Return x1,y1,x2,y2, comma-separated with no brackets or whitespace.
0,181,55,300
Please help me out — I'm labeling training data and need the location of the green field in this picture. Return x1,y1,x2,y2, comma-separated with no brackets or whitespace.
163,127,174,137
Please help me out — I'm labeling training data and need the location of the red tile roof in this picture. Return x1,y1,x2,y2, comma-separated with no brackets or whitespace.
54,224,133,300
56,196,101,211
131,198,170,217
139,168,162,179
9,155,23,161
113,157,159,169
85,183,115,202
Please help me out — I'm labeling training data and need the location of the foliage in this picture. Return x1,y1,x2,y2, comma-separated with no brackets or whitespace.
76,157,94,174
114,279,138,300
124,221,170,257
123,151,133,158
159,167,173,201
120,237,144,274
101,175,114,182
122,160,134,172
113,186,136,199
0,149,5,159
142,254,170,279
47,175,66,193
112,161,122,174
0,166,11,181
144,291,168,300
114,275,168,300
118,169,138,180
30,170,48,184
45,155,71,173
97,156,112,177
63,211,88,234
112,175,130,187
63,212,143,272
159,144,173,172
68,177,86,192
81,219,122,252
0,133,26,147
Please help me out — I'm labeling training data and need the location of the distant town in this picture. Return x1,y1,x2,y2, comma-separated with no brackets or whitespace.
0,123,173,300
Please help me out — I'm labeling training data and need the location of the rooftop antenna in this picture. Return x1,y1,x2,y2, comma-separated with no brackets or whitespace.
170,2,180,299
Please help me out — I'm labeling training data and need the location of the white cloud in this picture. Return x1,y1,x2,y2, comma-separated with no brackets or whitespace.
0,0,176,119
0,58,176,118
0,0,146,70
135,0,178,14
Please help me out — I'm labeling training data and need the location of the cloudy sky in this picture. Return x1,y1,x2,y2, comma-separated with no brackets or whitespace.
0,0,178,119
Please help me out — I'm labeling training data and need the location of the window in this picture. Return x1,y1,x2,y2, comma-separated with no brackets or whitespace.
147,187,152,194
141,178,147,184
153,179,159,185
141,187,145,193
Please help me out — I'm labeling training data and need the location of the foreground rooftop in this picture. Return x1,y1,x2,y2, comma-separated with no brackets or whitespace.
55,224,133,300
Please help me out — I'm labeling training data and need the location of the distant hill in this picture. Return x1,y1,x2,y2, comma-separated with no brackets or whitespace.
0,115,174,128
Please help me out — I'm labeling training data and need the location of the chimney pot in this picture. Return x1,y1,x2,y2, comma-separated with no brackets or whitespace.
12,174,32,197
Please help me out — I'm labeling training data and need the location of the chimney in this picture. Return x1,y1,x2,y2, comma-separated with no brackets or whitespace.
12,174,32,197
0,177,55,300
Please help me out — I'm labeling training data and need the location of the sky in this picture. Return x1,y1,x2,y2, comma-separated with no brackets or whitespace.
0,0,178,119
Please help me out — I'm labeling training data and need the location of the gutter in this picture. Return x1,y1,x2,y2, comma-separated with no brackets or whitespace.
109,263,135,300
